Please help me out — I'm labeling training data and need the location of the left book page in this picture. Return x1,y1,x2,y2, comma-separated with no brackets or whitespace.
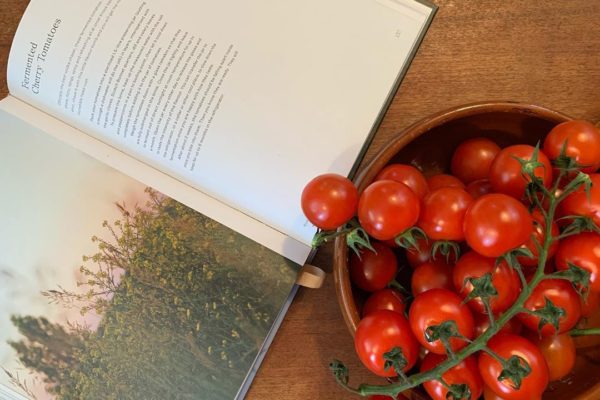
0,106,299,399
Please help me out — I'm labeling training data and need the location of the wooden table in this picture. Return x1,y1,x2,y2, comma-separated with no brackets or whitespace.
2,1,600,399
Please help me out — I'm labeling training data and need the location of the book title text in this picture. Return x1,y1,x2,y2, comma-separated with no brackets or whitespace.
21,19,62,95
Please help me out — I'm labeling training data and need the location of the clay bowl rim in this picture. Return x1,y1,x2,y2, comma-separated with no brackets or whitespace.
332,100,573,337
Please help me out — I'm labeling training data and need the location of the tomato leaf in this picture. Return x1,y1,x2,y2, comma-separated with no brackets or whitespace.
394,226,427,252
497,355,531,390
529,297,566,333
346,227,375,257
552,262,591,299
383,346,409,381
425,320,467,359
446,383,472,400
431,240,461,264
329,360,350,385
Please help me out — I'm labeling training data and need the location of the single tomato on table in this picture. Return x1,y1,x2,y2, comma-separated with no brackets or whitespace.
301,173,358,230
354,310,419,377
358,180,420,241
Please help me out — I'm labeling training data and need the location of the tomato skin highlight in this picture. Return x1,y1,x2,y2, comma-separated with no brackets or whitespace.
354,310,419,377
452,251,521,315
362,288,406,318
543,120,600,172
451,137,501,184
358,180,420,240
350,242,398,292
418,187,473,241
558,173,600,227
489,144,553,199
301,173,358,230
555,232,600,292
409,288,474,354
517,279,582,336
478,334,549,400
420,353,484,400
427,174,466,191
463,193,533,258
411,261,454,296
375,164,429,200
527,333,576,382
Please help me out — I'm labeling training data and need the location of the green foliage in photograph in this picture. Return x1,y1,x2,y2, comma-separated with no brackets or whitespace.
9,189,297,400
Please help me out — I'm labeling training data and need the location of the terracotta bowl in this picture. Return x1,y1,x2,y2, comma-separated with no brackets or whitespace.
333,101,600,399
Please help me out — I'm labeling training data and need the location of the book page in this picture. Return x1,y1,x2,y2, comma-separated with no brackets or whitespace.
0,106,299,399
7,0,434,246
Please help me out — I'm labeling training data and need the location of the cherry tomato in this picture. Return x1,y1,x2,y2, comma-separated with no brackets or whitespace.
478,334,549,400
453,251,521,315
466,178,494,199
421,353,484,400
581,290,600,317
474,314,522,339
517,210,559,268
350,242,398,292
558,173,600,227
543,120,600,172
555,232,600,292
409,288,474,354
451,137,501,184
427,174,466,191
301,173,358,230
375,164,429,200
358,180,420,240
489,144,553,199
362,288,406,318
527,332,576,382
463,194,533,258
417,187,473,241
411,261,454,296
406,237,459,268
355,310,420,377
517,279,582,336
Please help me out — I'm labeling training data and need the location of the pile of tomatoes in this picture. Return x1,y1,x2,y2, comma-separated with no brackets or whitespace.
301,120,600,400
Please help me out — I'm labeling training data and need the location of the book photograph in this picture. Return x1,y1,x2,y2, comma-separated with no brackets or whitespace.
0,109,298,400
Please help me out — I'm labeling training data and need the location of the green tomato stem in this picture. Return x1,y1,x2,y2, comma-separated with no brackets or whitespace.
570,328,600,337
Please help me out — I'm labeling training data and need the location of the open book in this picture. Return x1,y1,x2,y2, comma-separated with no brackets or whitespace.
0,0,435,398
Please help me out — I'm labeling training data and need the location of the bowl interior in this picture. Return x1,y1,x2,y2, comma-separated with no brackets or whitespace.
333,102,600,399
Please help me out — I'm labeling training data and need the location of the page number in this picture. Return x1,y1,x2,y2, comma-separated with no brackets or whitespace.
395,29,402,38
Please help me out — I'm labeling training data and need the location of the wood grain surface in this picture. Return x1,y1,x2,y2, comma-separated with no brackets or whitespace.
1,1,600,399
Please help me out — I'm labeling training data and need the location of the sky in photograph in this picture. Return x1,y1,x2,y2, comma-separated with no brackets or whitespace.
0,109,148,399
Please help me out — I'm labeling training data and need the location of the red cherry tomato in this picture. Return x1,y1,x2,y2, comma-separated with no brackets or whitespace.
358,180,420,240
427,174,466,191
527,332,576,382
375,164,429,200
543,120,600,172
555,232,600,292
489,144,553,199
349,242,398,292
463,194,533,258
581,290,600,317
517,279,582,336
452,251,521,315
451,137,501,184
411,261,454,296
362,288,406,318
418,187,473,241
421,353,484,400
354,310,420,377
466,178,494,199
478,334,549,400
406,237,459,268
301,173,358,230
517,210,559,268
559,173,600,227
409,289,474,354
474,314,522,339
